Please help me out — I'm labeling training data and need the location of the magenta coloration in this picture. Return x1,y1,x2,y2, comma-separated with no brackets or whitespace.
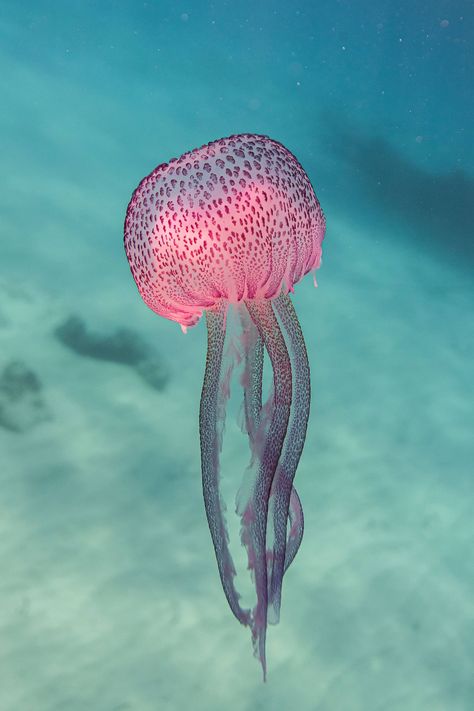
124,134,326,679
124,134,324,331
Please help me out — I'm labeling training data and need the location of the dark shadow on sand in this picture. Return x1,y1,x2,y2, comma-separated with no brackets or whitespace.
323,115,474,265
54,316,169,392
0,361,49,432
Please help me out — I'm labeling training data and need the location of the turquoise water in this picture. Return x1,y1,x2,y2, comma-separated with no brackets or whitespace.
1,1,473,709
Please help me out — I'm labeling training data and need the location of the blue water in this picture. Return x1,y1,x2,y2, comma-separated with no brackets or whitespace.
1,2,473,709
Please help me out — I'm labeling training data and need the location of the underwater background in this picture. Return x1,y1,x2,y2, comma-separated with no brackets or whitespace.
1,1,473,709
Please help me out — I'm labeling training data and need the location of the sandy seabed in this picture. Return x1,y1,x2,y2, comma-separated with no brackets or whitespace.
0,212,472,710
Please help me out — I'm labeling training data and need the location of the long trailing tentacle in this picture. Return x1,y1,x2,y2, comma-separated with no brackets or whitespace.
268,293,311,623
243,299,293,680
200,305,250,626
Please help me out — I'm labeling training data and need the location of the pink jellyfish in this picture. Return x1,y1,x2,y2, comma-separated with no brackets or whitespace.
124,134,325,678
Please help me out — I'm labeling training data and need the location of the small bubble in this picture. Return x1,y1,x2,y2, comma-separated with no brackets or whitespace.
440,19,449,28
415,135,424,143
181,13,189,22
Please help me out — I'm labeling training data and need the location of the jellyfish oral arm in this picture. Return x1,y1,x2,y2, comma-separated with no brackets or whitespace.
239,300,307,606
285,486,305,575
200,295,311,680
200,305,251,627
244,299,293,679
240,310,264,444
268,294,311,622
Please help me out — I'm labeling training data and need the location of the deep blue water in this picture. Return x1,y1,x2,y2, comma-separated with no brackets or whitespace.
1,2,473,709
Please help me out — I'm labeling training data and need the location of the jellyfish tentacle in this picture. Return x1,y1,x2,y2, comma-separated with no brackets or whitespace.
268,293,311,623
244,299,293,680
200,305,251,626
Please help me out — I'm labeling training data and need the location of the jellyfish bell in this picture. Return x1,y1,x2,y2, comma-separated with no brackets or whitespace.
124,134,325,679
125,134,324,331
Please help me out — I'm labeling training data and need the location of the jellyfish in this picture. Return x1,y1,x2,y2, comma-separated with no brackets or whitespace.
124,134,325,678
